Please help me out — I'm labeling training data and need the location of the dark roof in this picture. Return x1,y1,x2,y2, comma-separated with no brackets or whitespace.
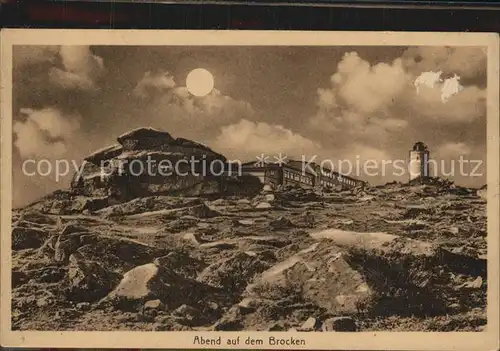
412,141,428,152
240,158,363,183
117,127,173,144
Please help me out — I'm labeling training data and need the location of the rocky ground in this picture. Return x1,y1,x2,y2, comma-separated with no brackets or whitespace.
11,180,487,332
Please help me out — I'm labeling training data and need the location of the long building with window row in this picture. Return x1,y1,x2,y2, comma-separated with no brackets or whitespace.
240,159,365,190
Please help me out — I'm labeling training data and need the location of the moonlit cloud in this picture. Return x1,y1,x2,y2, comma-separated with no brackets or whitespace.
307,47,486,186
309,52,411,136
48,46,105,91
13,107,81,159
13,45,60,69
213,119,320,160
133,70,177,98
435,142,472,159
332,52,410,114
402,47,487,81
132,71,254,140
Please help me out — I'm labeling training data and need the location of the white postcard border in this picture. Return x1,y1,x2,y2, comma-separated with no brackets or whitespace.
1,29,499,350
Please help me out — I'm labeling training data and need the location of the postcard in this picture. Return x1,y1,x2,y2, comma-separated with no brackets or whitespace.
0,29,498,350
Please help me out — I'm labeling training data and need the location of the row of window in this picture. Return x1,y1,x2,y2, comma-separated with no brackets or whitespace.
320,172,358,187
283,170,313,185
320,180,335,188
264,167,360,187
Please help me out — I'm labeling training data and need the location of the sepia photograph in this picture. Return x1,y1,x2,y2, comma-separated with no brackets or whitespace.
0,29,499,350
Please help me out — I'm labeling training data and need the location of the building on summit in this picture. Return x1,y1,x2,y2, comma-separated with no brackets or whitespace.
240,159,365,190
409,141,430,182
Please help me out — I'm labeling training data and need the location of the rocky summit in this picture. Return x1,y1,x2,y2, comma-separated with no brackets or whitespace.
22,128,262,216
11,129,487,332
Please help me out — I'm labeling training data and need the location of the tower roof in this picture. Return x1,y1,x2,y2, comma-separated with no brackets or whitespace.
412,141,428,151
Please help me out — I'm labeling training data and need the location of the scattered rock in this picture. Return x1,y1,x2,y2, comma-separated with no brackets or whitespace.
9,154,488,332
212,306,243,331
235,219,255,226
182,232,202,246
238,297,260,312
264,194,276,202
144,299,164,310
17,211,58,225
298,317,321,331
262,185,273,193
76,302,91,310
477,185,487,200
153,251,207,279
100,262,213,311
64,253,120,302
36,296,52,307
12,227,49,250
54,232,86,263
185,203,221,219
76,235,168,274
12,271,28,288
60,223,90,236
255,202,272,210
460,276,483,289
197,251,271,292
31,266,67,283
173,304,208,326
267,322,286,331
322,316,357,331
270,216,294,229
210,198,226,206
236,199,251,205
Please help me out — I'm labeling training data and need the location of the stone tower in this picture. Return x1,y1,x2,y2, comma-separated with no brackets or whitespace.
409,141,430,182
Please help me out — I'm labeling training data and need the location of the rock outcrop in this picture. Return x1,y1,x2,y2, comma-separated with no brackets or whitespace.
70,127,231,201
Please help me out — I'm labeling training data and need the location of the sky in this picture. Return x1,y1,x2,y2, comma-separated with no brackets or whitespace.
12,45,488,208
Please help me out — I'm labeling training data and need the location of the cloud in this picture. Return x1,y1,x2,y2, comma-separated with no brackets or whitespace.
407,81,485,123
48,68,96,91
310,52,411,138
13,45,60,69
435,142,472,160
307,48,486,188
13,107,81,159
213,119,320,161
402,47,487,81
310,49,486,145
14,45,105,91
133,70,177,98
47,46,105,91
330,52,410,114
132,71,254,140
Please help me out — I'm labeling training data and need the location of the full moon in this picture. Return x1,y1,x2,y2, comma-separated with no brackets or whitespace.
186,68,214,97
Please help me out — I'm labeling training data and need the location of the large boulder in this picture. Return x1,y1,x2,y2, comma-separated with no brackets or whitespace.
246,241,373,315
99,262,216,311
53,223,90,263
70,127,231,201
116,127,175,151
21,191,110,215
76,235,169,274
96,196,202,217
197,251,271,292
12,226,50,251
63,253,120,302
